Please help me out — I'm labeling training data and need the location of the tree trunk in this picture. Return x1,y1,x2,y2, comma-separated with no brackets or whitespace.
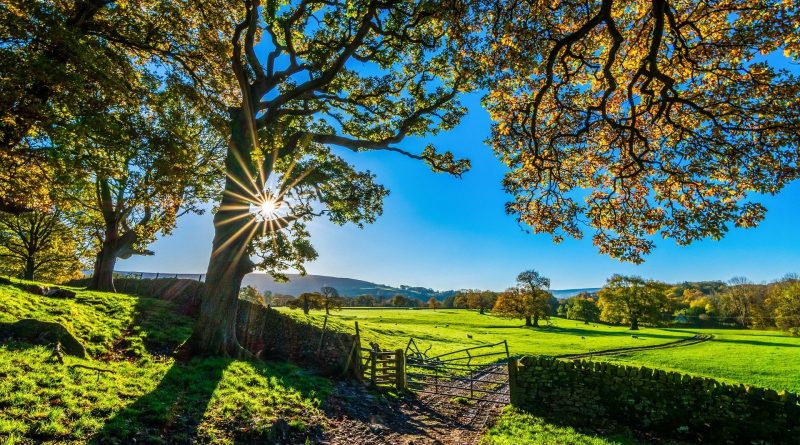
532,314,540,327
90,240,118,292
479,307,485,315
525,315,532,326
23,256,35,280
185,107,258,357
630,317,639,330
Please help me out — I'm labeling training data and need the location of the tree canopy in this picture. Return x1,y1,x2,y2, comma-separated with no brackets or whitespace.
0,1,237,212
598,275,668,330
486,0,800,263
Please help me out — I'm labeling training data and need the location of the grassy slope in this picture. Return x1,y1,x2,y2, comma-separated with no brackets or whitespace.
482,408,645,445
594,328,800,393
277,308,690,362
0,282,330,444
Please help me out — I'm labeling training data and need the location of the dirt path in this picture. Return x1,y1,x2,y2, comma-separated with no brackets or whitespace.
322,334,712,444
557,333,712,360
323,364,508,445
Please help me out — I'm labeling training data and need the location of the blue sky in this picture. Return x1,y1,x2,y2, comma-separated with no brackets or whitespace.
119,88,799,291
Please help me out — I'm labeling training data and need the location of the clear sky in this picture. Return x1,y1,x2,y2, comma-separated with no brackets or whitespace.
118,89,800,291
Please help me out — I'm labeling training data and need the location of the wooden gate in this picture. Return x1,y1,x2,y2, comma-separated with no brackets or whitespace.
361,346,406,389
404,339,510,404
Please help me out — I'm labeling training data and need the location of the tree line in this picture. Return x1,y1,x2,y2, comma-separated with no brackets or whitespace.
556,275,800,335
2,0,799,356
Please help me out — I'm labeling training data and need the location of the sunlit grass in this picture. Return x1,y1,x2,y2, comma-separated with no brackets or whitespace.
482,408,647,445
277,307,690,361
593,329,800,392
0,282,331,444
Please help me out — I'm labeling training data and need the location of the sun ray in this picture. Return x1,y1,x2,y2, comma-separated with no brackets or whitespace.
279,165,316,197
224,169,261,203
211,216,258,257
215,210,257,227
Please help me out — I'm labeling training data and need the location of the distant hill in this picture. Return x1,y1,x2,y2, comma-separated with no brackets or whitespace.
549,288,601,299
242,274,600,301
241,273,457,300
109,271,600,302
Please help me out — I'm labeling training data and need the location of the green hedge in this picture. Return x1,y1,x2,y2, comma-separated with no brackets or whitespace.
509,356,800,444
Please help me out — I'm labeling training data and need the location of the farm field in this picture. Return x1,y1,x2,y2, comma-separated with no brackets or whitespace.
279,307,800,392
278,308,690,358
594,328,800,393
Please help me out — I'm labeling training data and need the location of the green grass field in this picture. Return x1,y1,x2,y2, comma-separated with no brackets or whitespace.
279,307,800,392
278,308,690,359
0,282,330,444
593,328,800,393
2,281,798,444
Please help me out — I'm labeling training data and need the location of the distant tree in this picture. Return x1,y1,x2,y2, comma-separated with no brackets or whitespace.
464,290,497,315
427,297,441,310
0,210,85,282
271,294,294,307
391,294,410,308
453,293,469,309
718,277,764,327
442,295,456,309
353,295,377,307
772,281,800,336
320,286,343,315
598,275,667,330
516,270,552,327
239,286,266,306
566,298,600,325
289,292,323,315
492,287,536,327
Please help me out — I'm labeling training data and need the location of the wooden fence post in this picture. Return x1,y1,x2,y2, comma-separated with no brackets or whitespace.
508,357,519,406
395,349,406,390
370,350,377,385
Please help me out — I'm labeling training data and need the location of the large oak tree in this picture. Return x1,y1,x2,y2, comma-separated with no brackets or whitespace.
187,0,478,356
485,0,800,263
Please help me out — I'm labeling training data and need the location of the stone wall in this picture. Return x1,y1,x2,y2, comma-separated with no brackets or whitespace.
509,355,800,444
70,278,360,376
237,301,360,377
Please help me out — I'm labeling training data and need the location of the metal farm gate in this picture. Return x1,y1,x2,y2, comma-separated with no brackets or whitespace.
403,338,510,404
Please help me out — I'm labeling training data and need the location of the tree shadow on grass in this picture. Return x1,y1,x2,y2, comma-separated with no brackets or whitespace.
91,357,331,445
711,337,800,348
92,358,229,445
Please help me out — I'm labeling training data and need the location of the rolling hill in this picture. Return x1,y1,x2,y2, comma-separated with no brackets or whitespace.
110,271,599,301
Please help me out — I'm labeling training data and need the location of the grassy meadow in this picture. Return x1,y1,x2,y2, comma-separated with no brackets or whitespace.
278,308,690,358
279,307,800,392
2,281,798,444
0,282,330,444
594,328,800,393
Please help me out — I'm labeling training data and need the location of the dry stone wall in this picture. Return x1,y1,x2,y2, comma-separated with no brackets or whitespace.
509,355,800,444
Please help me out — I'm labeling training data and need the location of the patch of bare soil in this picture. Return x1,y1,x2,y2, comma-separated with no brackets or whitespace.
322,365,508,445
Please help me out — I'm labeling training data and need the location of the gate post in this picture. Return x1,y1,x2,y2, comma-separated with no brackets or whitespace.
395,349,406,390
370,350,377,385
508,357,519,406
